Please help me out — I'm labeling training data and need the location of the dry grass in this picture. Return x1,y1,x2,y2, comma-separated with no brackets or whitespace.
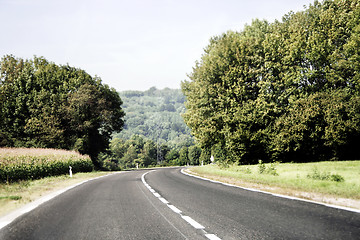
0,147,88,160
0,171,111,217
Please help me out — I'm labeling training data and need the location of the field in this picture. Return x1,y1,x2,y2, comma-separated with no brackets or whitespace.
0,147,109,217
187,161,360,209
0,148,94,182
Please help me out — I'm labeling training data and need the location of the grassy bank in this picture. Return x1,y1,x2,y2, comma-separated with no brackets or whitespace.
0,171,111,217
187,161,360,209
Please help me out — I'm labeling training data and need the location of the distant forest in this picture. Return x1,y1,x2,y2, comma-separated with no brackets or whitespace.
113,87,194,149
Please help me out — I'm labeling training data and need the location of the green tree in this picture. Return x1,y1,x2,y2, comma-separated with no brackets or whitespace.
199,147,211,165
179,146,189,165
142,140,157,166
188,145,202,165
0,55,125,167
182,0,360,164
166,149,180,165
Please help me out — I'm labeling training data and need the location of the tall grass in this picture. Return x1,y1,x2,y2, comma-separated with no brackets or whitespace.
0,148,93,182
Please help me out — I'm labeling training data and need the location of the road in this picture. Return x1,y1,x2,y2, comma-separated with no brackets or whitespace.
0,167,359,239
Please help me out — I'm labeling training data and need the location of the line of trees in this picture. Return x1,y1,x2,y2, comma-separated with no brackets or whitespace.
182,0,360,164
100,135,207,170
0,55,125,168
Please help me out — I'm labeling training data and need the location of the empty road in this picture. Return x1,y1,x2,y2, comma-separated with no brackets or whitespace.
1,167,359,239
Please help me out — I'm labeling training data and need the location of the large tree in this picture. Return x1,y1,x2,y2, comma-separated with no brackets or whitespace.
0,55,125,167
182,0,360,164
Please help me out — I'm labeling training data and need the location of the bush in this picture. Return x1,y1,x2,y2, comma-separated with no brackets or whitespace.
307,168,345,182
258,160,278,176
258,160,266,174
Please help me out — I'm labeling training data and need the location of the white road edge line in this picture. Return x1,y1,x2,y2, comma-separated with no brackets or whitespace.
141,170,222,240
181,168,360,214
0,172,122,230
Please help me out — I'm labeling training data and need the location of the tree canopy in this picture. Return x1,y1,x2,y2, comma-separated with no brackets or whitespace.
0,55,125,167
101,134,201,170
182,0,360,164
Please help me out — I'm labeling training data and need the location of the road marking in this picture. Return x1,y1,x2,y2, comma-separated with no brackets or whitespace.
168,204,182,214
181,215,205,229
153,192,161,198
181,168,360,214
141,170,222,240
137,179,189,240
0,221,11,229
206,234,222,240
159,197,169,204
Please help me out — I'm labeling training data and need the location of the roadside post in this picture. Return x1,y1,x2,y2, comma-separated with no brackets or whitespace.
210,155,214,164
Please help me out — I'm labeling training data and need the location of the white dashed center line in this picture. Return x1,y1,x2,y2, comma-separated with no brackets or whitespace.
141,170,221,240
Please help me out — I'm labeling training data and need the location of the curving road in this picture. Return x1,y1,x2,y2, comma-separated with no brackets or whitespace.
0,167,359,239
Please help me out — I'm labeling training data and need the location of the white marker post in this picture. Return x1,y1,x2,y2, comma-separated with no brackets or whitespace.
69,166,72,178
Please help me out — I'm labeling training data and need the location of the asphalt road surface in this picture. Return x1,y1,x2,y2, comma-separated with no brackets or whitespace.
1,167,359,239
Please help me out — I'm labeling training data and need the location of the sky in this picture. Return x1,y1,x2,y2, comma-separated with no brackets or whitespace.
0,0,315,91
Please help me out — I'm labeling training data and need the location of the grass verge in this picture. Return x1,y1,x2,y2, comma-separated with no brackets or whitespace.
186,161,360,210
0,171,111,217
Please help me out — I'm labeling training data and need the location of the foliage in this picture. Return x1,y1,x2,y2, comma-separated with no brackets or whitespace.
0,56,125,167
188,145,202,165
182,0,360,164
258,160,266,174
0,148,93,182
114,87,194,149
178,146,189,165
258,160,278,176
306,168,345,182
102,135,201,169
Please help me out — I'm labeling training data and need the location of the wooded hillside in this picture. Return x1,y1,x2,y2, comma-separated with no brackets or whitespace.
114,87,194,149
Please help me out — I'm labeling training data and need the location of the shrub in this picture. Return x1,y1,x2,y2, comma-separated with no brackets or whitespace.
258,160,266,174
307,168,345,182
258,160,278,176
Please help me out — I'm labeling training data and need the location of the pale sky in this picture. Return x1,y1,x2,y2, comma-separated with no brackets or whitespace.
0,0,314,91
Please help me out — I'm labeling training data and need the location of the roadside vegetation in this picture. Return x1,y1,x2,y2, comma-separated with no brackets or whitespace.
100,134,204,170
188,161,360,208
0,56,125,168
182,0,360,164
0,148,93,182
0,171,110,217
